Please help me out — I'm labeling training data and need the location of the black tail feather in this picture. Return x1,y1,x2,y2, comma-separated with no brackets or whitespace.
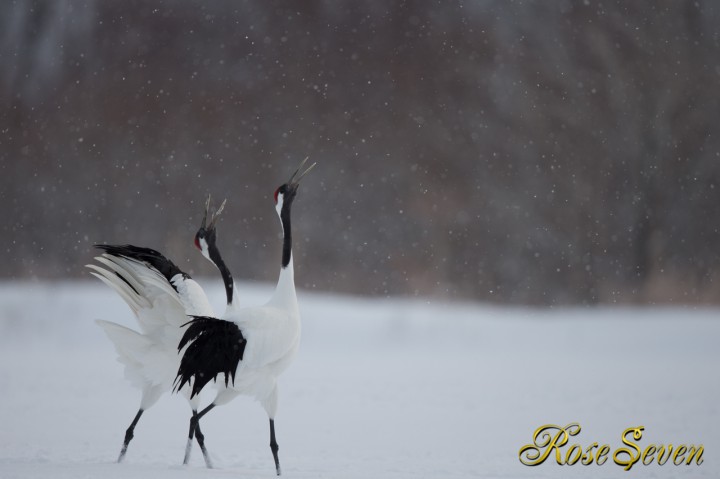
174,316,246,398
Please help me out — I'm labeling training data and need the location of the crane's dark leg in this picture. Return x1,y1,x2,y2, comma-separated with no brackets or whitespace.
194,417,213,468
118,409,143,463
183,404,216,466
269,419,281,476
183,410,197,465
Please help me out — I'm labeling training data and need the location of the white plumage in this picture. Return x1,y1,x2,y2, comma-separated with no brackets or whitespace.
90,159,314,474
88,243,217,466
175,158,315,476
211,261,300,409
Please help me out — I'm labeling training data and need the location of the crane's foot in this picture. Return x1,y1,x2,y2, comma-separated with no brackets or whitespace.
270,419,281,475
195,423,213,469
118,409,144,463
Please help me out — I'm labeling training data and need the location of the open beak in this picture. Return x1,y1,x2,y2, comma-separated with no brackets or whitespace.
209,199,227,229
288,156,317,186
202,195,227,230
200,195,210,229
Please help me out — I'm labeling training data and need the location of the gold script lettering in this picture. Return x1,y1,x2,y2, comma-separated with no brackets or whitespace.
518,423,580,466
596,444,610,465
673,445,688,466
685,446,704,465
581,443,598,465
641,445,656,465
613,426,644,471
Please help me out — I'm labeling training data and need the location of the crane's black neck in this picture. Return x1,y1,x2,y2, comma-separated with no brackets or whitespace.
208,242,234,305
280,199,293,269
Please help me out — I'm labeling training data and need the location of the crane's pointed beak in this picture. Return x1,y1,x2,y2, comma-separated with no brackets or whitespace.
288,156,317,186
200,195,211,229
208,198,227,229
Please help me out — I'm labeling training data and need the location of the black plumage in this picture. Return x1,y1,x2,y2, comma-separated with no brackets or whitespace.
95,244,190,293
174,316,247,398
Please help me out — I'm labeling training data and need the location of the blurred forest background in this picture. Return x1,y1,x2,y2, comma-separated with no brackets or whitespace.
2,0,720,305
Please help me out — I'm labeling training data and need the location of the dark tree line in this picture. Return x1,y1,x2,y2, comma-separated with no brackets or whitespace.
2,0,719,305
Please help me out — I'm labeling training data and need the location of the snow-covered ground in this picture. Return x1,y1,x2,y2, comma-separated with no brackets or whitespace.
0,281,718,478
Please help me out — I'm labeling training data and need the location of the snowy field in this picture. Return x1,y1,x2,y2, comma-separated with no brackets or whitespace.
1,281,718,479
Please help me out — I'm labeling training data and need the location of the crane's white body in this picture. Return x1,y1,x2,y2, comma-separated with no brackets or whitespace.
91,196,237,467
212,260,300,414
176,163,315,476
89,254,212,410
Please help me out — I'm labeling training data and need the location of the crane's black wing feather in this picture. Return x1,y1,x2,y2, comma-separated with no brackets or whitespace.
174,316,246,398
94,244,190,293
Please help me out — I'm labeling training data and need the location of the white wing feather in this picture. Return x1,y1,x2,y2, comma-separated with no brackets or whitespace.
90,252,214,391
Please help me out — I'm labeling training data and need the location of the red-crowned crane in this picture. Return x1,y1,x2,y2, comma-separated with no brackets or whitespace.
174,158,316,476
88,198,230,467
